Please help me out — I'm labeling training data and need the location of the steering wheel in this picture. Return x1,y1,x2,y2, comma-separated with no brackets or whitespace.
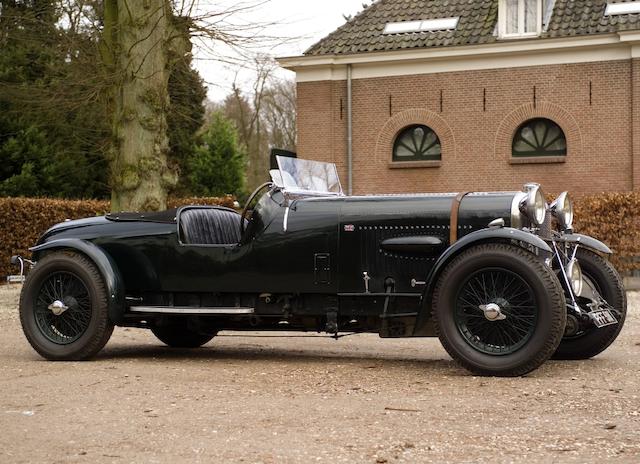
240,182,274,236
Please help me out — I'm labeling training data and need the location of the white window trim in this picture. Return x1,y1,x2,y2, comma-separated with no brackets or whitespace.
383,17,459,35
498,0,543,39
605,2,640,16
384,21,423,34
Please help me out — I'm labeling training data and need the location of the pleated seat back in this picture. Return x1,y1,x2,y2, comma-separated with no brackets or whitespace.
179,207,242,245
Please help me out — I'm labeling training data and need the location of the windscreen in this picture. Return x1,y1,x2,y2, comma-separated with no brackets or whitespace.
276,156,343,195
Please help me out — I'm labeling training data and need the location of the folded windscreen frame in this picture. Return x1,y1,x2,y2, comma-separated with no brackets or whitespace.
270,148,297,170
276,155,343,196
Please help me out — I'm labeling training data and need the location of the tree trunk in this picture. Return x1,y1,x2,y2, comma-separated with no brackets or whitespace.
102,0,179,212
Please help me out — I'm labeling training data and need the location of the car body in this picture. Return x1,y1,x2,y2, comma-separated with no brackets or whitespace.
13,155,626,376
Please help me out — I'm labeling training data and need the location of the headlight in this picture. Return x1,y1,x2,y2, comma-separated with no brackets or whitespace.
566,258,583,296
550,191,573,231
521,183,547,226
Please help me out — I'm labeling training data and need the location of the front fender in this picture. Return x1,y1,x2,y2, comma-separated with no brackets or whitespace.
413,227,552,336
558,233,612,255
30,239,126,324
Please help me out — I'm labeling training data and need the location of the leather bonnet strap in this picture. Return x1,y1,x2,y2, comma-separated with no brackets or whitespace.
449,192,471,245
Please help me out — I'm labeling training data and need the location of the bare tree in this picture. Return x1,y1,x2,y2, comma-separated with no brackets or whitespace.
1,1,286,206
100,0,282,211
220,57,296,191
230,56,275,190
100,1,182,211
260,77,296,153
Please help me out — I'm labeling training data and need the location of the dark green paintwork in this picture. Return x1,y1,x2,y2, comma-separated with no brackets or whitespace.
32,188,541,333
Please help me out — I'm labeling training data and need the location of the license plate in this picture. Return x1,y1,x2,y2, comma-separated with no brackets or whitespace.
589,309,618,328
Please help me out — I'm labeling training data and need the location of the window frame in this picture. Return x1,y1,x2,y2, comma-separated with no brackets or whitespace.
498,0,543,39
511,117,567,158
392,124,442,163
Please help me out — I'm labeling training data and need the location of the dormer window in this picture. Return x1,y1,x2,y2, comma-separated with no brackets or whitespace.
499,0,543,38
383,17,459,35
605,2,640,16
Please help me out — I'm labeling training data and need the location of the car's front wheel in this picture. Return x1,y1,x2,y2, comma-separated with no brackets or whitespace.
151,318,216,348
19,251,114,360
553,249,626,360
432,244,566,377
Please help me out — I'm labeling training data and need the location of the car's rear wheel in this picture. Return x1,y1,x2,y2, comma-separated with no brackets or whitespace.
553,249,626,360
19,251,114,360
151,318,216,348
432,243,566,377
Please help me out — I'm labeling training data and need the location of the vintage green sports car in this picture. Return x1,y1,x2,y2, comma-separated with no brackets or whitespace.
10,155,626,376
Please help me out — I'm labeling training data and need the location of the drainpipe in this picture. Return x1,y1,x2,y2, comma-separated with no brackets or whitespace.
346,64,353,195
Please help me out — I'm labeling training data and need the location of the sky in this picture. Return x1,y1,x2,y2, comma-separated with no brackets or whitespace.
191,0,367,102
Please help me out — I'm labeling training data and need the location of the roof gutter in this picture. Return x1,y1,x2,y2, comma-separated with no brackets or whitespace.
277,33,623,69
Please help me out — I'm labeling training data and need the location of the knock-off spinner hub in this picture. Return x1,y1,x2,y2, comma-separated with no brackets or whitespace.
48,300,69,316
479,303,507,321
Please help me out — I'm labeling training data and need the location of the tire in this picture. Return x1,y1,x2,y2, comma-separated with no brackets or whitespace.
151,318,216,348
553,249,626,360
432,243,566,377
19,251,114,360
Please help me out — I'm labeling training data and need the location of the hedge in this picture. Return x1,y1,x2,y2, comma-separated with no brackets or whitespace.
0,196,236,279
1,192,639,279
573,192,640,273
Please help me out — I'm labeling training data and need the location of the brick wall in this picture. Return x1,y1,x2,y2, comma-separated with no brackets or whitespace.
296,60,635,197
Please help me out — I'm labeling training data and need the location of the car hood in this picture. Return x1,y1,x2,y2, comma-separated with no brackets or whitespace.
35,209,181,246
291,191,521,233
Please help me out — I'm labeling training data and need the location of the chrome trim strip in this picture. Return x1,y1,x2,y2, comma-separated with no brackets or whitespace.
129,306,254,315
283,206,290,232
338,292,421,297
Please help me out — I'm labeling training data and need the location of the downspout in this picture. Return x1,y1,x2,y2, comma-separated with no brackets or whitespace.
632,54,635,191
346,64,353,195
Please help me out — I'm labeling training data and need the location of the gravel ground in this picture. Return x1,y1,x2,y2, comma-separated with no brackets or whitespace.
1,284,639,464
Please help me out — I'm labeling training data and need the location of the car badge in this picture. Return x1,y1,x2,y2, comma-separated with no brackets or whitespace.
344,224,355,232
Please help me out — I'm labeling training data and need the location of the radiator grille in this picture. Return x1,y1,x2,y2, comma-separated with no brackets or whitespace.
539,211,553,239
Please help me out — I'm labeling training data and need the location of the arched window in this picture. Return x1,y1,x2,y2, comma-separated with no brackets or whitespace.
512,118,567,157
393,125,441,162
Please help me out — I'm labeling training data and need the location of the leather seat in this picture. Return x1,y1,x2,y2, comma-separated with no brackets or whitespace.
179,207,243,245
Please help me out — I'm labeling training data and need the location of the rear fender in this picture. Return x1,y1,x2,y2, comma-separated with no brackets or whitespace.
413,227,552,336
30,239,126,324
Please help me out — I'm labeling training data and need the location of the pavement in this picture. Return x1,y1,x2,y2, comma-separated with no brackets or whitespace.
1,284,639,464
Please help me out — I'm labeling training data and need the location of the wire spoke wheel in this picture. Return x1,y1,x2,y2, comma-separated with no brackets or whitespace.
552,249,626,360
20,251,114,360
454,267,538,355
33,271,92,345
433,244,565,376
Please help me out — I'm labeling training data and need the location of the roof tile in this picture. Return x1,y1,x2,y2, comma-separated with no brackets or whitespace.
305,0,640,56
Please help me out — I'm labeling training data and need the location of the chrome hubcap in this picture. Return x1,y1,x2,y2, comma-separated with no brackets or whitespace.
479,303,507,321
48,300,69,316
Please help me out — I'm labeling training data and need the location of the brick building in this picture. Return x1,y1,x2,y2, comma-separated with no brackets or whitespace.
278,0,640,196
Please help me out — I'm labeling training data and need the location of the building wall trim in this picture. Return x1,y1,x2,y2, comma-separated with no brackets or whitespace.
279,34,640,83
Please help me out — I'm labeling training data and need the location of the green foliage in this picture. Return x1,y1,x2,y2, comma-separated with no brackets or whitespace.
186,111,246,197
168,53,207,189
0,1,207,200
0,123,109,198
0,0,110,199
0,126,51,197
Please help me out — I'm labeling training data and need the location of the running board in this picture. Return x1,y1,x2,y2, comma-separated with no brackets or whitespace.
129,306,254,315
